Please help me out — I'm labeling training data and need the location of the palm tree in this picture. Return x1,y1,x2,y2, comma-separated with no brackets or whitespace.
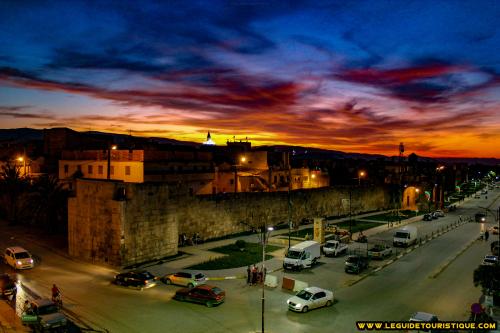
29,175,69,233
0,162,30,225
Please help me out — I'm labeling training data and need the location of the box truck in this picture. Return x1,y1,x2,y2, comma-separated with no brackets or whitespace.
283,241,321,270
393,225,418,247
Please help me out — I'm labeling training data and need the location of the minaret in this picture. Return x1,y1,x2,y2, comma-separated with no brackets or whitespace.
203,131,216,145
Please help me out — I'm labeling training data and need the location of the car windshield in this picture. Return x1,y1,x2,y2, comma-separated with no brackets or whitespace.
14,252,30,259
395,232,409,239
484,259,497,264
211,287,223,295
296,290,313,300
195,273,205,279
38,305,59,315
286,250,302,259
139,272,155,280
346,256,358,263
324,243,335,248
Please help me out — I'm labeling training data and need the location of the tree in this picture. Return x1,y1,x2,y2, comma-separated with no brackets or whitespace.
473,264,500,297
0,162,30,225
29,175,69,233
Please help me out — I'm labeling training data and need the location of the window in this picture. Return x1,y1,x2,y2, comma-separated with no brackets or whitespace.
110,166,114,175
230,179,234,185
64,165,69,174
88,165,93,174
125,166,131,175
77,165,82,172
98,165,103,175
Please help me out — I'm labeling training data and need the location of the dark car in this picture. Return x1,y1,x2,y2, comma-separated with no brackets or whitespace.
0,274,17,300
345,255,369,274
475,213,486,222
114,270,157,290
423,213,433,221
174,284,225,307
491,241,499,256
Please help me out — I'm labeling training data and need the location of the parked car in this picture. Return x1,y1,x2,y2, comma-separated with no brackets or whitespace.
345,255,369,274
481,255,498,266
113,270,157,289
491,241,500,256
488,226,499,235
431,212,439,219
368,244,393,259
0,274,17,300
287,286,334,313
161,271,207,288
322,240,348,257
423,213,433,221
433,210,445,218
409,311,439,324
474,194,481,199
174,284,225,307
3,247,34,270
21,298,67,331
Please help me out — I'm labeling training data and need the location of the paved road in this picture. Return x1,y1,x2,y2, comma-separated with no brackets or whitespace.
0,187,498,333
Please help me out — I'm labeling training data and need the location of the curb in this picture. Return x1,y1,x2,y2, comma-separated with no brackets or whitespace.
206,267,284,281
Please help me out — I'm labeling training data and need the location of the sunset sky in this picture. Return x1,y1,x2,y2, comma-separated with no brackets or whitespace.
1,1,499,157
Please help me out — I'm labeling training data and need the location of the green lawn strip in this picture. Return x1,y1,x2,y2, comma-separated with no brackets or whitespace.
365,210,422,222
187,243,283,270
335,220,381,233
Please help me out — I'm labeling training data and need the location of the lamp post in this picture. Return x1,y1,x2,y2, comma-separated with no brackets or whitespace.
358,170,366,186
107,144,117,180
260,226,273,333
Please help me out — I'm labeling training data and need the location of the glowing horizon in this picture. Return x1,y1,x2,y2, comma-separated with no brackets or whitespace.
1,1,499,158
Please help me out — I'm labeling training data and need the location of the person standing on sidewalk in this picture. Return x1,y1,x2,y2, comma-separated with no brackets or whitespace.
246,265,251,285
485,230,489,241
251,265,258,286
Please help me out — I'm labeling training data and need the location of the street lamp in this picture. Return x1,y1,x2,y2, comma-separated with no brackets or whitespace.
260,226,273,333
358,170,366,185
107,144,117,180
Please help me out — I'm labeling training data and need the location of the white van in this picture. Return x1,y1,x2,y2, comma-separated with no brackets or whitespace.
393,226,418,247
283,241,321,270
3,246,34,269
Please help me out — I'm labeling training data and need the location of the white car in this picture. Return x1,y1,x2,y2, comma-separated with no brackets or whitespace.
3,247,34,269
287,287,333,313
433,210,445,218
161,271,207,288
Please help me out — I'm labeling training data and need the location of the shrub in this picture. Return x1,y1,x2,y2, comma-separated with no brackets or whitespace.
235,239,246,251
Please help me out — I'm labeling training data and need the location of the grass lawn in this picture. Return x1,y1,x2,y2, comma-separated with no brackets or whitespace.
187,242,283,270
335,220,381,233
366,210,422,222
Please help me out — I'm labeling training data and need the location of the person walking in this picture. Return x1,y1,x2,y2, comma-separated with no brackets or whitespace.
485,230,490,241
246,265,251,285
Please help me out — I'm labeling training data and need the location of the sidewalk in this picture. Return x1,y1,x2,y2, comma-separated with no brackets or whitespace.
0,301,28,333
162,196,476,275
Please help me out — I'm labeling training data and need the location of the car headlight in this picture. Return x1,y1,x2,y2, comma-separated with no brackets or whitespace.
29,258,33,263
16,261,22,266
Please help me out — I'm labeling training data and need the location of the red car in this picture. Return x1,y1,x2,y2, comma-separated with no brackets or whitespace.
174,284,225,307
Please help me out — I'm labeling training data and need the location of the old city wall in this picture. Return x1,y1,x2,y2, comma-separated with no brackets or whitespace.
177,186,389,240
68,179,177,266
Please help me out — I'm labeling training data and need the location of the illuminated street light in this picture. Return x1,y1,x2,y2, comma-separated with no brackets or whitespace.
260,225,274,333
358,170,366,185
107,144,117,180
241,156,246,163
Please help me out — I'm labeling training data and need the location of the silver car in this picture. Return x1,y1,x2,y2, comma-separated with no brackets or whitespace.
287,286,334,313
162,271,207,288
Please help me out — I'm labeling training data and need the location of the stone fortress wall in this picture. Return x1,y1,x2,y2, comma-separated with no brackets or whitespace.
68,179,390,266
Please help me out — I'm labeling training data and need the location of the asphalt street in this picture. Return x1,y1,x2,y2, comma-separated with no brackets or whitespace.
0,188,498,333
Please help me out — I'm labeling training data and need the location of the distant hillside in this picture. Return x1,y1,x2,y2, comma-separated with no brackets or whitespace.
0,128,43,142
0,128,498,165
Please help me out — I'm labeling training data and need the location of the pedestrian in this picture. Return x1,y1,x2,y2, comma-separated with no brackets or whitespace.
251,265,258,286
246,265,251,285
22,300,31,314
485,230,489,241
258,267,263,284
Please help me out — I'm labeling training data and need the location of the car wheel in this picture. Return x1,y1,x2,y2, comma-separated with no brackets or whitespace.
187,283,194,289
164,279,172,285
302,306,309,313
206,301,213,308
326,300,332,307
